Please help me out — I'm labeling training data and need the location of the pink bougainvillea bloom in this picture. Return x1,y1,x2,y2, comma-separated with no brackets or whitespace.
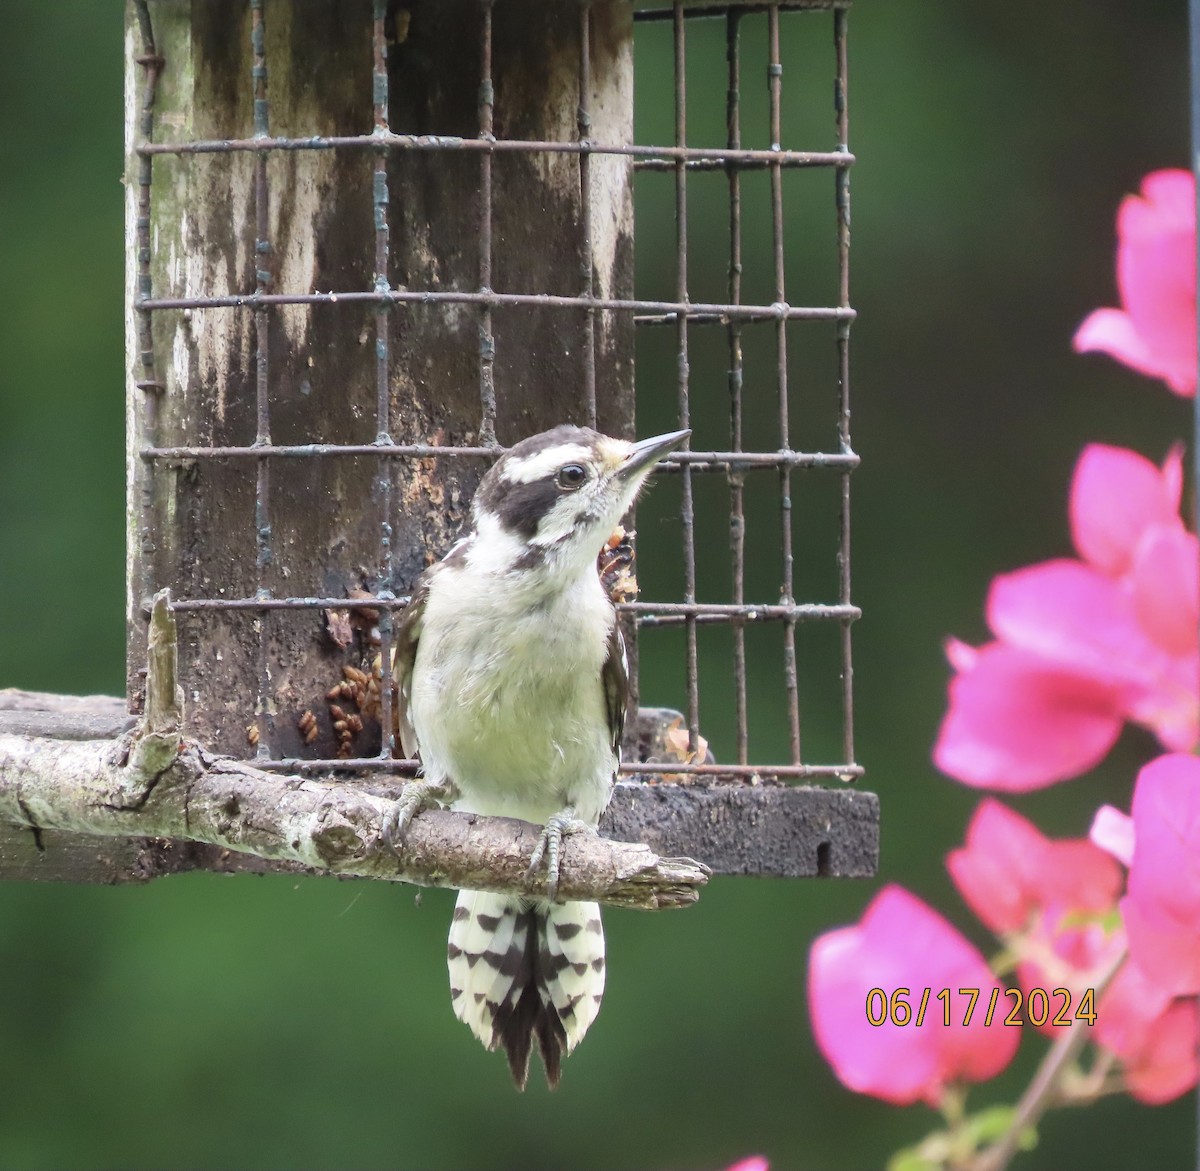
1069,443,1183,577
947,799,1121,936
935,641,1127,790
724,1158,769,1171
1096,960,1198,1105
948,802,1123,1036
1132,526,1200,657
935,444,1198,790
1090,804,1135,868
1016,912,1123,1040
807,885,1019,1106
1121,754,1200,998
1074,168,1197,397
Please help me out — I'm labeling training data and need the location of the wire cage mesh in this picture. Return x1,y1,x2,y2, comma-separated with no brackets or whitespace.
126,0,860,801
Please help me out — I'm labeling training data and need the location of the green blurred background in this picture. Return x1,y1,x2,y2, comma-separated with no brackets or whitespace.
0,1,1195,1168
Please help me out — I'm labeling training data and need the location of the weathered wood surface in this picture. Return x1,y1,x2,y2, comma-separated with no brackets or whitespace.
125,0,635,757
0,687,878,887
0,690,133,740
0,679,706,907
0,734,707,908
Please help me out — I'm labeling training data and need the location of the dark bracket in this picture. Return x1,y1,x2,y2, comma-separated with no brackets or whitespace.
602,779,878,878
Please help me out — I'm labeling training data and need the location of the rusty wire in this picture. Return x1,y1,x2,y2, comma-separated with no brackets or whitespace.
370,0,396,759
130,0,858,785
250,0,272,758
726,8,748,766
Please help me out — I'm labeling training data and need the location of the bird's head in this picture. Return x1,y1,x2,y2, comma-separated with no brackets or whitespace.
469,424,691,576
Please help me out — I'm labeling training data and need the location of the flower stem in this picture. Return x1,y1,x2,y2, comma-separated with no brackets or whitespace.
971,947,1125,1171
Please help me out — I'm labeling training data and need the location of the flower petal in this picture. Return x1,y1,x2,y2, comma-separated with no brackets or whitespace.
1090,805,1135,868
1017,908,1124,1036
1120,898,1200,1001
987,560,1162,691
945,636,979,673
1069,444,1183,576
1135,168,1196,224
725,1159,769,1171
935,642,1125,790
807,886,1019,1106
1132,526,1199,656
1122,652,1199,752
947,799,1121,936
1120,997,1200,1105
986,557,1196,753
1161,443,1185,516
1123,754,1200,997
1072,308,1168,383
1115,171,1197,396
1098,959,1198,1105
947,799,1046,935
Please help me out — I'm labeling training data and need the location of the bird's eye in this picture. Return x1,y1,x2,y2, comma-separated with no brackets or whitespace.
556,463,588,490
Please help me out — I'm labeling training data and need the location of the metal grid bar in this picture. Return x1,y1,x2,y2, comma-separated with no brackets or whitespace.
250,0,273,759
636,1,850,18
252,757,864,780
835,5,856,767
139,445,859,469
128,0,860,788
673,2,701,754
632,156,841,172
372,0,396,758
135,288,854,321
766,6,802,764
131,3,161,396
131,0,163,656
138,135,852,169
579,4,599,428
477,0,498,446
726,10,749,766
164,596,859,623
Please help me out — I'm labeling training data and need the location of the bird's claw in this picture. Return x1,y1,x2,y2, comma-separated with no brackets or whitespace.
526,809,592,901
382,778,455,852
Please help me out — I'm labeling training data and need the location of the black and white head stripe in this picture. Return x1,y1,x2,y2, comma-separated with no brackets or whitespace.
473,426,616,540
496,431,596,486
465,423,690,573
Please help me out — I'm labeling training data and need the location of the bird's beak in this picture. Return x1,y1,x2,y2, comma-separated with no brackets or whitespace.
616,428,691,484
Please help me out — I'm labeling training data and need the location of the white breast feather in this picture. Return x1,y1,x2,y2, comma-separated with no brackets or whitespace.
411,563,617,827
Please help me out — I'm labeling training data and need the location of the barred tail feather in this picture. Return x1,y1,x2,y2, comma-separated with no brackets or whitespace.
538,898,606,1058
447,890,606,1090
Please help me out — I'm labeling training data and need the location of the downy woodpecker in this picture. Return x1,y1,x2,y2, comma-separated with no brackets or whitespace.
387,424,690,1088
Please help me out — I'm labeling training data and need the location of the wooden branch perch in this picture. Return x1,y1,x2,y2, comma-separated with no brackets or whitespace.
0,593,708,910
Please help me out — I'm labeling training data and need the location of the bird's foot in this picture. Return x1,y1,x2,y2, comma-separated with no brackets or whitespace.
382,777,457,851
526,808,593,901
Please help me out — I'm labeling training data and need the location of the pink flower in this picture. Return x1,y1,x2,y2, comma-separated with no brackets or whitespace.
807,885,1019,1106
1121,754,1200,998
1015,906,1122,1035
724,1159,769,1171
1074,168,1197,397
947,799,1122,937
935,444,1198,790
1090,804,1135,868
1069,441,1184,576
1096,960,1198,1105
947,801,1124,1036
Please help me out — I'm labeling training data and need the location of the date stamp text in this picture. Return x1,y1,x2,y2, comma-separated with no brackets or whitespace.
865,986,1098,1028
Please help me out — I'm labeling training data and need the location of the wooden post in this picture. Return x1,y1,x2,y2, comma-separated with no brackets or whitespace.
125,0,635,757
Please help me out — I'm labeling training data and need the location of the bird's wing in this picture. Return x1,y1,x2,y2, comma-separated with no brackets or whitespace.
601,620,628,760
393,571,430,760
